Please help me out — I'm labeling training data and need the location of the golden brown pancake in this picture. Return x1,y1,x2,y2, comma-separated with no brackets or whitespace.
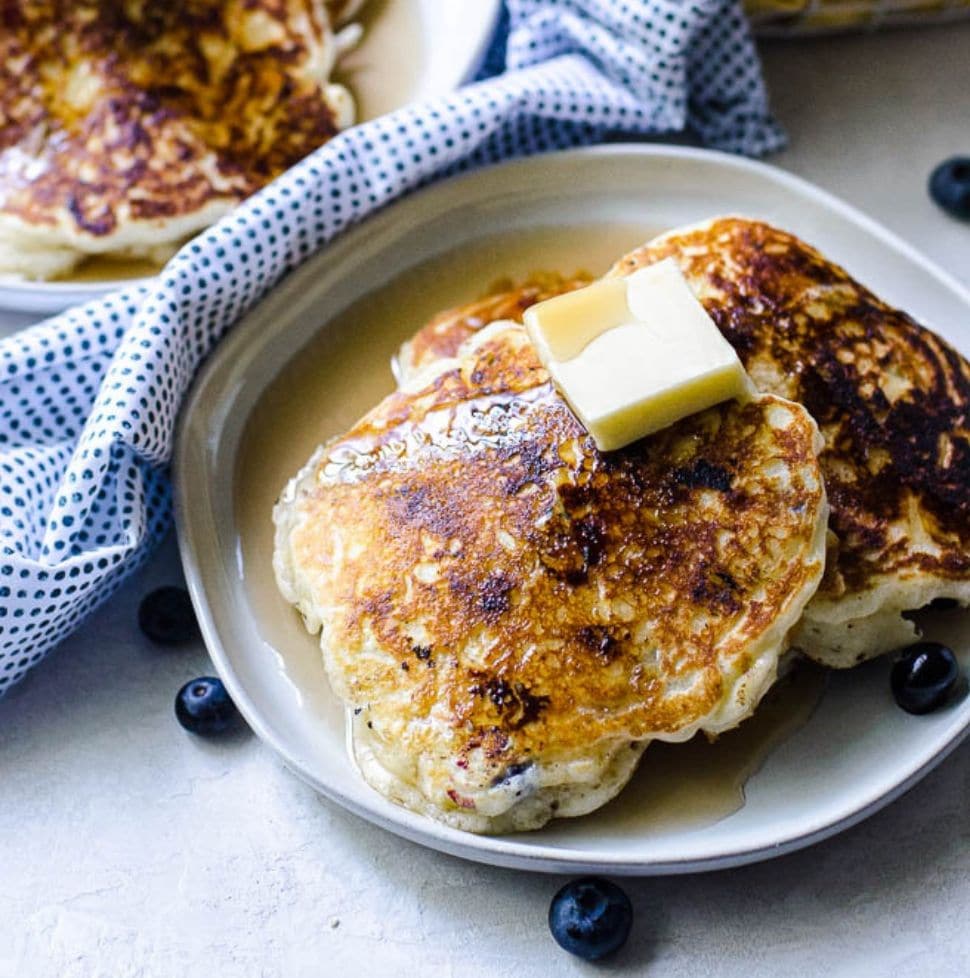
610,218,970,666
0,0,356,277
397,271,592,383
275,322,828,832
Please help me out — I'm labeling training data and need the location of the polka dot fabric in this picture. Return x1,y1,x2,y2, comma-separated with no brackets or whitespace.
0,0,783,694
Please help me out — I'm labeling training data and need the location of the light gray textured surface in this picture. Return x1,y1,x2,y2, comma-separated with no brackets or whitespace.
762,24,970,290
2,23,969,978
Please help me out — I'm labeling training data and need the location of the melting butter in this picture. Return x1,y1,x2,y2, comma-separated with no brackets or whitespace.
524,259,751,452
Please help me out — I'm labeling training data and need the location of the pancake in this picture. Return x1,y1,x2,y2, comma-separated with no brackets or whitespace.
0,0,359,279
274,322,828,832
610,218,970,667
396,271,593,384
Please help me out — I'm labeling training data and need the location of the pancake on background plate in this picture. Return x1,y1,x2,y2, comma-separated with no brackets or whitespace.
0,0,361,280
275,322,828,832
400,218,970,669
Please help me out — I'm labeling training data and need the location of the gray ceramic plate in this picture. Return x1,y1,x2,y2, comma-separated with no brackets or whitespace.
174,145,970,875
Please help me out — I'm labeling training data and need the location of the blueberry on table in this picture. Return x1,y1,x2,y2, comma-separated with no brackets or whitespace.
928,156,970,220
891,642,960,715
549,877,632,961
138,586,199,644
175,676,240,735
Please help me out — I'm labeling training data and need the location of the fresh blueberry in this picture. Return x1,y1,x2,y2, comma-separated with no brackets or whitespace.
928,156,970,220
138,586,199,644
891,642,960,715
175,676,240,735
548,877,632,960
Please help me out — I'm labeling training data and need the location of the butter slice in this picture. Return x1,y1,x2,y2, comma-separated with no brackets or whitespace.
523,259,750,452
525,278,632,362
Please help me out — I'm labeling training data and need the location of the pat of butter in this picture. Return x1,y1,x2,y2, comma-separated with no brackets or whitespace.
523,259,750,452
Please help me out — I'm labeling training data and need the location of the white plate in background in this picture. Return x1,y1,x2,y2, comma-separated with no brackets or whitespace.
0,0,502,315
174,145,970,875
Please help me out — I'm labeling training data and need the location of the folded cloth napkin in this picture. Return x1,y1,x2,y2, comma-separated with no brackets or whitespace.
0,0,783,695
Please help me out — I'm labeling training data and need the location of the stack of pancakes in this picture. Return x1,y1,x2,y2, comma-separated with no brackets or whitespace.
0,0,359,279
274,218,969,833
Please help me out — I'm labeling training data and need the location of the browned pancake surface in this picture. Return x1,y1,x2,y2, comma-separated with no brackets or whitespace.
610,219,970,608
0,0,344,236
278,325,826,816
399,272,592,381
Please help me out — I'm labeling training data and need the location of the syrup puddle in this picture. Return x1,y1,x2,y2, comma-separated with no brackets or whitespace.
560,661,829,837
56,253,167,283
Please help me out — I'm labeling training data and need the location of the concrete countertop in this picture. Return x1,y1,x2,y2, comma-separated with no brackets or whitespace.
2,21,968,978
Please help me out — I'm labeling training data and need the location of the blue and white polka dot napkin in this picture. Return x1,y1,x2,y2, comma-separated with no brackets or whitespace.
0,0,783,694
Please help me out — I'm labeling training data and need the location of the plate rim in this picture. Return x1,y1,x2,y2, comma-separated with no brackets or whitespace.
174,142,970,875
0,0,503,315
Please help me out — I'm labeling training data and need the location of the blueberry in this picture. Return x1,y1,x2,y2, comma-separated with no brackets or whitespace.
928,156,970,220
891,642,960,715
138,586,199,644
548,877,632,961
175,676,239,735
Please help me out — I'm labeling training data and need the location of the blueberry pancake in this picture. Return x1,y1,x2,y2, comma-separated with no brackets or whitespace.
275,323,828,832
